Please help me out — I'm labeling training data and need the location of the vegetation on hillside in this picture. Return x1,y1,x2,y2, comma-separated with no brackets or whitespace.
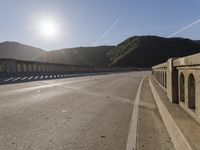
1,36,200,67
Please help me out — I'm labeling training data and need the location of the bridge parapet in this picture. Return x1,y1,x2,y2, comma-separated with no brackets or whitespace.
152,53,200,123
152,62,167,89
0,58,97,77
0,58,137,78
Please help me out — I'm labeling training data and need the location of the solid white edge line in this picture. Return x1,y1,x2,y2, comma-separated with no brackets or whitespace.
126,75,147,150
149,75,193,150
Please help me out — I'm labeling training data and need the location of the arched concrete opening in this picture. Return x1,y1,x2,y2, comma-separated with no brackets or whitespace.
163,71,165,86
28,64,32,72
188,73,195,110
163,71,165,87
0,63,3,72
23,64,27,72
179,73,185,102
37,65,41,72
164,71,167,88
33,64,37,72
17,64,21,72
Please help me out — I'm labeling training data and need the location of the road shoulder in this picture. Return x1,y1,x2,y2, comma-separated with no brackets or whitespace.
149,75,200,150
137,76,174,150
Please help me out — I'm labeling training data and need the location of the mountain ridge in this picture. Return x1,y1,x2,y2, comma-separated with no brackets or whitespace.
1,35,200,67
108,36,200,67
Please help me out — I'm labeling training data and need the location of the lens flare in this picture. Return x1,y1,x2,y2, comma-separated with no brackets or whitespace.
37,18,59,39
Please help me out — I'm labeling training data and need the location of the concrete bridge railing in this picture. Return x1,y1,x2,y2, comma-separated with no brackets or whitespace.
152,53,200,123
0,58,95,77
0,58,137,78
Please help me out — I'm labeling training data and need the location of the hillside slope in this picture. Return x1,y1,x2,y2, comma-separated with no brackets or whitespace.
0,41,113,67
108,36,200,67
41,46,114,66
0,41,45,61
1,36,200,68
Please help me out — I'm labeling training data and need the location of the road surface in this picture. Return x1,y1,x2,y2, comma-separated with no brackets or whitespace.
0,71,147,150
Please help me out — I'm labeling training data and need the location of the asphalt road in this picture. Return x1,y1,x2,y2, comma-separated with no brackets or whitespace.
0,71,148,150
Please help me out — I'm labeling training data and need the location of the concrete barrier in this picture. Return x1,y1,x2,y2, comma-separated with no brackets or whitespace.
0,58,139,78
152,53,200,124
149,76,192,150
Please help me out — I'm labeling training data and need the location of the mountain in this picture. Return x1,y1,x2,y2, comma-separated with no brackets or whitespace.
108,36,200,67
1,36,200,68
0,41,113,66
41,46,114,67
0,41,46,61
194,40,200,44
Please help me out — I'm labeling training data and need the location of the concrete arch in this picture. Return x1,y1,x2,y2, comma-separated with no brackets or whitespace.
33,64,37,72
23,64,27,72
188,73,195,110
162,71,164,86
179,73,185,102
28,64,32,72
0,63,4,72
164,71,167,88
163,71,165,87
37,65,41,72
17,64,21,72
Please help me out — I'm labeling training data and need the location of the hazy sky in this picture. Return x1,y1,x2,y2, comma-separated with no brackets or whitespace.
0,0,200,50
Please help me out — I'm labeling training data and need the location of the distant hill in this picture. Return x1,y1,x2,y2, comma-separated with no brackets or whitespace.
0,41,113,66
194,40,200,44
1,36,200,68
41,46,114,67
0,41,45,61
108,36,200,67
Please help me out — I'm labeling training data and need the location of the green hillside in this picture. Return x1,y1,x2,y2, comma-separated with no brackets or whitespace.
108,36,200,67
1,36,200,68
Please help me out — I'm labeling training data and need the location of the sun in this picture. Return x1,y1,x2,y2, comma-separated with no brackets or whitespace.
31,14,66,41
37,18,59,39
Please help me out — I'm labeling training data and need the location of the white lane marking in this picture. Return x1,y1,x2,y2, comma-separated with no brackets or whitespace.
126,75,147,150
34,76,38,79
0,78,94,97
3,77,14,82
21,77,28,80
28,76,34,80
12,77,21,81
0,73,144,98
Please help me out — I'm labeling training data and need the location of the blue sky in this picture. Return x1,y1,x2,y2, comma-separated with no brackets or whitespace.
0,0,200,50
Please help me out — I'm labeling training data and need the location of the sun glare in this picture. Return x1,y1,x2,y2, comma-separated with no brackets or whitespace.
31,13,67,42
36,17,60,40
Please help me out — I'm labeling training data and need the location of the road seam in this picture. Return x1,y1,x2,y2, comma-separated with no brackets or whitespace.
149,75,193,150
126,75,147,150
